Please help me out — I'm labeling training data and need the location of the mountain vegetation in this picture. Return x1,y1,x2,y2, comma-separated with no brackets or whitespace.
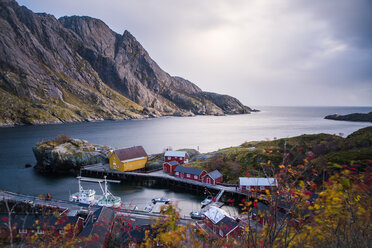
0,0,251,127
197,126,372,183
325,112,372,123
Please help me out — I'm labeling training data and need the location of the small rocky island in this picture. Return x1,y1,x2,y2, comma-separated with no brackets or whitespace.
33,134,111,174
325,112,372,123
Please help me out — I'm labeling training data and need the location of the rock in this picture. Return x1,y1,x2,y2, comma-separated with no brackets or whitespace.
325,112,372,123
0,0,253,126
32,137,112,174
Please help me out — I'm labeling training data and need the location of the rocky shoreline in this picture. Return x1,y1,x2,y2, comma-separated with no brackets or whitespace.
0,111,255,128
325,112,372,123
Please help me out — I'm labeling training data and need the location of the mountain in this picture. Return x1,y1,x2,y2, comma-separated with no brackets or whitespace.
0,0,251,126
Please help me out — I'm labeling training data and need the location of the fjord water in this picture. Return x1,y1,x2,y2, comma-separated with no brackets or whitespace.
0,106,371,215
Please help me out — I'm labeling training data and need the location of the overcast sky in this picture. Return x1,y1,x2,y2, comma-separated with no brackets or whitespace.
18,0,372,106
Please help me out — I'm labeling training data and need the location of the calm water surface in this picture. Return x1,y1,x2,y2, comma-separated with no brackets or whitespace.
0,106,371,215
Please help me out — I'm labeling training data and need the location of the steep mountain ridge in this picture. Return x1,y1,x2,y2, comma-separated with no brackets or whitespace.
0,0,251,126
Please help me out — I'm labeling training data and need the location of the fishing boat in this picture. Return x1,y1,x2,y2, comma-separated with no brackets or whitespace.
151,196,170,204
69,176,122,208
144,203,154,212
190,211,205,220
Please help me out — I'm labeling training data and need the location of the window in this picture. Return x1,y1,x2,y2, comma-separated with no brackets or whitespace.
186,174,190,178
175,172,179,176
168,156,171,160
37,229,44,235
247,186,251,191
260,186,265,190
194,175,198,179
19,229,27,234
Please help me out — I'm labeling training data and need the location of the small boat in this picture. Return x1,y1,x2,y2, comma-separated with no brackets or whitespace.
190,211,205,220
201,196,213,206
144,203,154,212
152,197,170,204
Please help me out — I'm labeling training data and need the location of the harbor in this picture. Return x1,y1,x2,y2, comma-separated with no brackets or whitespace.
81,163,250,204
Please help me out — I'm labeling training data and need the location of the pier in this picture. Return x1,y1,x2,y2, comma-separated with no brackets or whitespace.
81,163,251,203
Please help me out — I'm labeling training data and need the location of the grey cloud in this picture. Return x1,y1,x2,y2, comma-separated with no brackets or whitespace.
17,0,372,106
290,0,372,48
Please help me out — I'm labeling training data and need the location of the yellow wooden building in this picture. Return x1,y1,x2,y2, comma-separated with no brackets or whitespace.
109,146,148,172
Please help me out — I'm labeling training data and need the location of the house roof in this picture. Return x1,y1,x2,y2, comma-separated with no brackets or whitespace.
0,213,79,230
217,216,239,236
239,177,277,187
78,207,115,248
204,206,229,224
164,150,187,158
207,170,223,180
113,146,147,161
166,160,179,166
174,165,204,176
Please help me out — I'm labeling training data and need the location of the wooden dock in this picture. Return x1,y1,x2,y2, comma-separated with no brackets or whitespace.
81,164,251,203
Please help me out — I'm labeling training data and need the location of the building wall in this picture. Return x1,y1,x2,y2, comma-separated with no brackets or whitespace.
164,155,187,165
122,158,147,172
239,185,276,191
110,154,147,172
109,153,123,171
202,175,223,185
174,171,205,181
226,226,240,238
163,163,169,173
163,163,178,174
202,175,214,185
169,165,177,174
215,177,223,184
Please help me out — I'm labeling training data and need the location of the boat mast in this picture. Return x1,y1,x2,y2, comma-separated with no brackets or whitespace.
104,176,108,199
78,177,82,194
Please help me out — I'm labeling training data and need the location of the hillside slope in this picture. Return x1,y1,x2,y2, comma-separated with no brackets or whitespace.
0,0,251,126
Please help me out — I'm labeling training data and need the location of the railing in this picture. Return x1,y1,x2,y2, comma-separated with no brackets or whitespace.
132,168,162,174
217,182,237,187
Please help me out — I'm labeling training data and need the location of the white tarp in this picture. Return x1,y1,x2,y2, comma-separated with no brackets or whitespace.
204,206,229,224
239,177,277,186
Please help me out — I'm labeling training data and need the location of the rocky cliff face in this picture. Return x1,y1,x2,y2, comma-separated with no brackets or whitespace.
0,0,251,126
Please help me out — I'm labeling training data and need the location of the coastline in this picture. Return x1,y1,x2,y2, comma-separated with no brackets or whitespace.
0,112,254,128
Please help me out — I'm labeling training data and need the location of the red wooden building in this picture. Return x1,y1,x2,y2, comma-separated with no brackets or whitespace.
202,170,223,185
201,206,240,238
238,177,277,192
174,165,206,181
163,160,179,174
164,150,188,164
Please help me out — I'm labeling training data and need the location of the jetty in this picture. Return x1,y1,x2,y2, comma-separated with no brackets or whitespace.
81,163,250,203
